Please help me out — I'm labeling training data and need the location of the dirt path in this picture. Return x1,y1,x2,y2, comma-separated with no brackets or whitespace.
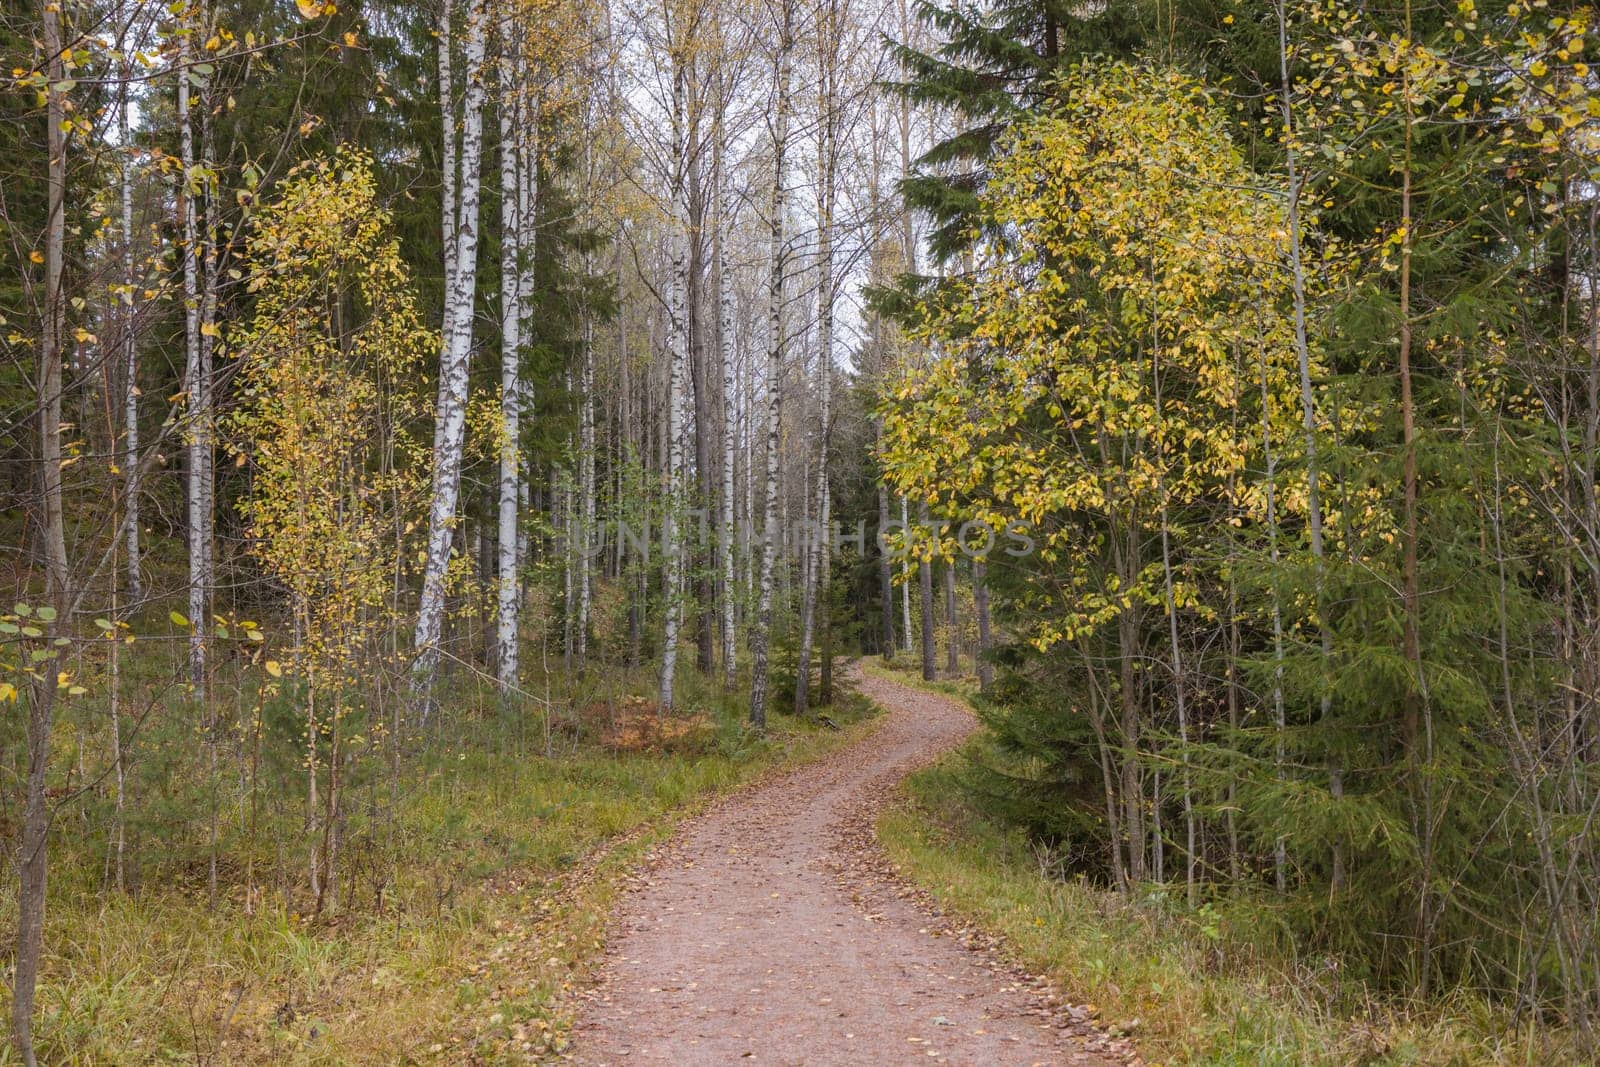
570,665,1129,1066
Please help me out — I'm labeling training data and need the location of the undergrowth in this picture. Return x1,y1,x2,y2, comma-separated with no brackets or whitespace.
878,732,1583,1067
0,651,877,1064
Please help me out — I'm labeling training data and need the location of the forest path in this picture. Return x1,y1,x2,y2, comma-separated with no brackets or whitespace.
569,665,1124,1066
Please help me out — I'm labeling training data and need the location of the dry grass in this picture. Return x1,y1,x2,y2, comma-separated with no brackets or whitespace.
878,743,1583,1066
0,673,879,1064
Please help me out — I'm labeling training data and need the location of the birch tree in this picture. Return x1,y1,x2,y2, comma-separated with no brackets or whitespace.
794,0,837,713
495,11,523,689
748,0,792,728
414,0,490,711
714,84,738,686
178,3,211,686
656,5,693,711
119,35,141,605
12,4,71,1059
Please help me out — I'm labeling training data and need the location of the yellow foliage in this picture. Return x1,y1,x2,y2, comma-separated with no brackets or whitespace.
879,63,1333,650
226,148,433,685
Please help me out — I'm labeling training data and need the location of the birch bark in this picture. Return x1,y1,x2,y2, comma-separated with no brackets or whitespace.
179,13,209,686
495,19,522,689
415,0,490,712
714,108,738,685
749,0,792,728
120,53,141,604
658,53,691,711
795,3,835,712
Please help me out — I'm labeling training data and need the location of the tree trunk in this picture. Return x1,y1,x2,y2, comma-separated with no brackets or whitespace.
120,59,141,605
877,479,894,659
1395,44,1435,994
179,17,208,687
658,51,691,712
578,324,596,669
516,92,537,580
973,560,993,691
796,15,835,714
1116,520,1144,886
1152,336,1197,906
749,0,792,728
943,562,958,676
918,502,935,682
1276,0,1342,894
688,98,715,679
14,6,71,1059
414,0,489,716
495,22,522,690
576,126,596,671
438,0,459,364
900,496,913,653
715,110,738,686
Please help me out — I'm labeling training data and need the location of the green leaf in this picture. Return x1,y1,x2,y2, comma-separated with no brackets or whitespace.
34,606,56,622
170,610,191,628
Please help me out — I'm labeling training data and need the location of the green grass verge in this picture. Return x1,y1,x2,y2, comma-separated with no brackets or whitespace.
6,679,879,1065
871,673,1577,1066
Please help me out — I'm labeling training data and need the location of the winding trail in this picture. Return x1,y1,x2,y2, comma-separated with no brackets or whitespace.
571,665,1126,1066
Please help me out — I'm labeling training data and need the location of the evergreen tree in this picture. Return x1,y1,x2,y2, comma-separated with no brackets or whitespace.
886,0,1144,260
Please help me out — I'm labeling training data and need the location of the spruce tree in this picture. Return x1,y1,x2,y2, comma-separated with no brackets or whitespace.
886,0,1143,259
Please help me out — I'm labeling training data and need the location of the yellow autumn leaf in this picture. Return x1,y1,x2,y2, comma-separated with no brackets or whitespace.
265,660,283,678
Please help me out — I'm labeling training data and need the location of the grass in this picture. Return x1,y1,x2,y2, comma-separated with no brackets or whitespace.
869,665,1580,1067
1,652,879,1065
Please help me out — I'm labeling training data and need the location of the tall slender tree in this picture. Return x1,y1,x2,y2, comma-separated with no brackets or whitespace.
415,0,490,712
749,0,792,728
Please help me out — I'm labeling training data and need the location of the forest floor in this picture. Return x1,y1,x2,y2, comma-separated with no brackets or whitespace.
567,665,1137,1066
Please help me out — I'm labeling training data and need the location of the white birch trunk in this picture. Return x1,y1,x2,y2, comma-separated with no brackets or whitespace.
517,94,537,576
657,56,691,712
1257,344,1289,892
179,24,207,686
743,343,756,604
120,63,141,604
578,317,595,667
495,22,521,690
414,0,490,711
576,112,597,669
795,13,835,713
197,91,219,682
438,0,459,377
715,124,737,686
749,0,793,728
